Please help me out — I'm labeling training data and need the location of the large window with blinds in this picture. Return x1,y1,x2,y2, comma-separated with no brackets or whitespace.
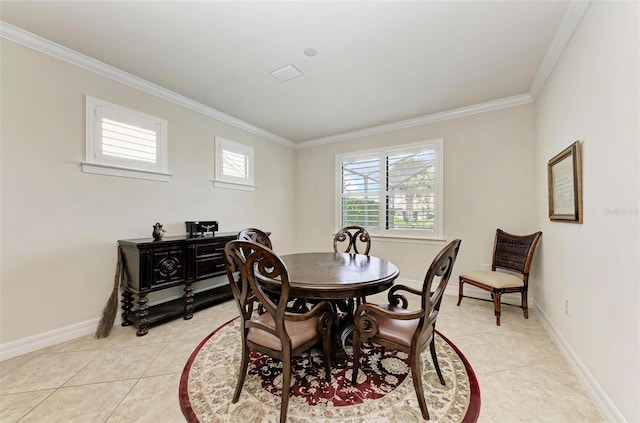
336,139,443,238
83,96,169,181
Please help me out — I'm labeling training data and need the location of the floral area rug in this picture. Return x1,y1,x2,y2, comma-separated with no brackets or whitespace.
180,318,480,422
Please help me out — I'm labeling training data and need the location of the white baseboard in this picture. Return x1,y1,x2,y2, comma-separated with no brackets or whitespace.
532,300,625,422
0,282,227,362
0,317,101,361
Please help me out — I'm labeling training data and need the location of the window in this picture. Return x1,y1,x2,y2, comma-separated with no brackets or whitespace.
83,96,170,181
213,136,255,191
336,139,444,239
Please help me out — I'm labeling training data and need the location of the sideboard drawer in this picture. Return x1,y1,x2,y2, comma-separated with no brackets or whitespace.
195,241,226,258
195,258,226,279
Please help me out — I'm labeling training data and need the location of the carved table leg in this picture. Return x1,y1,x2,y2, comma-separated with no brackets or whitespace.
121,290,133,327
330,298,358,368
183,282,194,320
136,294,149,336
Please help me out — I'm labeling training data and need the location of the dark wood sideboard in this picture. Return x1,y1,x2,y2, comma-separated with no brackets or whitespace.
117,232,237,336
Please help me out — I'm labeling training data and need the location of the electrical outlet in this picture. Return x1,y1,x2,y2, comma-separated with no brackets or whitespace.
482,264,491,271
564,299,570,316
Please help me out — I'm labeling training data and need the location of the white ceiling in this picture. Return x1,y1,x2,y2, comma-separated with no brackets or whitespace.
1,1,580,145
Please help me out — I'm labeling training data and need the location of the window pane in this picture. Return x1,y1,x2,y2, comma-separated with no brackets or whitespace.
387,150,435,191
387,193,435,230
222,149,248,178
341,197,379,228
342,158,380,193
102,118,157,163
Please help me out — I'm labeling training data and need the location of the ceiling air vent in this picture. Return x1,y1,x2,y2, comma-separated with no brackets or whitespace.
271,64,303,83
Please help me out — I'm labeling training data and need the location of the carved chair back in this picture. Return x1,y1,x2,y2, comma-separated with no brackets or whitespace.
419,239,462,339
238,227,272,251
224,240,257,321
225,240,297,343
333,226,371,255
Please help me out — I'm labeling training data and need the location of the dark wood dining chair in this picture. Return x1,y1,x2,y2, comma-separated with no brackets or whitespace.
224,240,333,423
457,229,542,326
333,225,371,255
351,239,462,421
334,225,372,307
238,227,272,249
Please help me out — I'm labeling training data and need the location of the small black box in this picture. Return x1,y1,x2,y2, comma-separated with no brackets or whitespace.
185,221,219,237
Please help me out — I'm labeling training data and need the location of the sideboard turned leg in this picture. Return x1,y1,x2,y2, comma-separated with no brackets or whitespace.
184,282,194,320
136,294,149,336
121,290,133,327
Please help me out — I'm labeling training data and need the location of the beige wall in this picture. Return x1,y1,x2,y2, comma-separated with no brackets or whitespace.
2,3,638,418
294,104,537,286
0,39,297,343
534,2,639,421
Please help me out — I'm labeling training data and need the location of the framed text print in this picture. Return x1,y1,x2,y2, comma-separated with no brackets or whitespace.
547,141,583,223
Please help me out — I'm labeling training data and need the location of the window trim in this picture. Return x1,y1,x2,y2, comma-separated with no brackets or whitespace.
335,138,444,240
83,96,170,181
213,136,256,191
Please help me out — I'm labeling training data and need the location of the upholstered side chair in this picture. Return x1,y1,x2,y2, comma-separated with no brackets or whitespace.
351,239,462,421
457,229,542,326
224,240,333,423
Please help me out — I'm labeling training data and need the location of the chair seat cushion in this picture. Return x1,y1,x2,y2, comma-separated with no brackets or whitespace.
374,305,433,348
461,270,523,289
247,313,319,351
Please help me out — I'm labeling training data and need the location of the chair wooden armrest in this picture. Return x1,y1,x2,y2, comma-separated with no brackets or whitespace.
387,284,421,309
356,302,424,321
284,300,332,322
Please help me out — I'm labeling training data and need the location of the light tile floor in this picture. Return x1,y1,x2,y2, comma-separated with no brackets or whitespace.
0,294,604,422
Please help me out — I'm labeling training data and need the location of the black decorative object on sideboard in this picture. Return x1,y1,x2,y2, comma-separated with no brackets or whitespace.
185,220,219,237
117,231,236,336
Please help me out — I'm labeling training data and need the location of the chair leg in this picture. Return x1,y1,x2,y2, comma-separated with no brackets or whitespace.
430,336,445,386
457,277,464,306
280,353,292,423
493,290,502,326
522,289,529,319
351,330,362,385
322,321,332,381
410,352,429,421
233,343,250,403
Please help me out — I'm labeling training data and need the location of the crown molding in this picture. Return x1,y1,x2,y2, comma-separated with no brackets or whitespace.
0,21,296,148
2,0,589,151
529,1,591,99
296,94,534,149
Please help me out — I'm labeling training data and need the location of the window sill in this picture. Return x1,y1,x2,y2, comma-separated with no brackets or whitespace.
369,234,447,245
212,180,256,192
82,163,171,182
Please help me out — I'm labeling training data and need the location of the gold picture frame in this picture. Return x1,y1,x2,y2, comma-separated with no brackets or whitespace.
548,141,583,223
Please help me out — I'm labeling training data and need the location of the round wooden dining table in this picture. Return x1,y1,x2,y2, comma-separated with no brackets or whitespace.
276,252,400,299
266,252,400,367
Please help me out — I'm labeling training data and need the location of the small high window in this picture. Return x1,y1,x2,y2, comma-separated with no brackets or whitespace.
83,96,170,181
213,136,255,191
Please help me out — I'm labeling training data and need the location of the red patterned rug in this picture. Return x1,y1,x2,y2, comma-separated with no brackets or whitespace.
180,318,480,422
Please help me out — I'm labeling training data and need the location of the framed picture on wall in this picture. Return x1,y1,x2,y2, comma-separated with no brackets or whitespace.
547,141,583,223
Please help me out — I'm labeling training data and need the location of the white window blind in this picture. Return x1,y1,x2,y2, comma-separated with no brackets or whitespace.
340,156,381,228
336,139,444,238
222,149,249,179
101,118,157,163
84,96,169,181
214,136,255,191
